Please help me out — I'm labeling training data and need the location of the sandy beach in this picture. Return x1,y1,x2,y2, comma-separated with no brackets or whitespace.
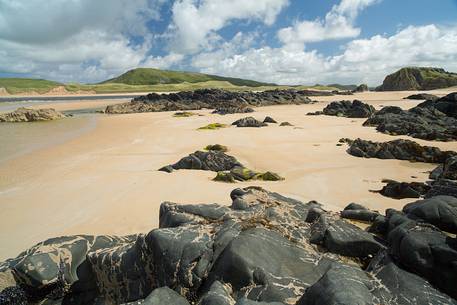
0,90,456,260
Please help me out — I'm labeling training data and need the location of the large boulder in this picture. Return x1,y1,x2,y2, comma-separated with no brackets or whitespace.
402,196,457,233
322,100,375,118
0,108,65,122
162,150,242,172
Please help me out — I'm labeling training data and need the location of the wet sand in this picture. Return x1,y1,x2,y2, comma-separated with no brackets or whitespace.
0,90,456,260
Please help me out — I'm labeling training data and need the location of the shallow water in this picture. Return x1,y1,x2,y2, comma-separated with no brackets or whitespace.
0,114,97,164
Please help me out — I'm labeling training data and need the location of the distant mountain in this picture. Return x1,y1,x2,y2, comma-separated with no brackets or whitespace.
377,67,457,91
101,68,275,87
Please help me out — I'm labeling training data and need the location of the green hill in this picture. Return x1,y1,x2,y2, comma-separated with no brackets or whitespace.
101,68,274,87
377,67,457,91
0,78,62,94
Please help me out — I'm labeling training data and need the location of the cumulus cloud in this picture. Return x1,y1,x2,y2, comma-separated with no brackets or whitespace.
169,0,288,54
0,0,165,82
192,24,457,86
278,0,379,47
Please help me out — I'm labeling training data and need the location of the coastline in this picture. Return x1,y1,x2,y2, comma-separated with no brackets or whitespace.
0,90,456,260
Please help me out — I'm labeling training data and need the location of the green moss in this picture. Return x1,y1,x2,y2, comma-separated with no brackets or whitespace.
198,123,228,130
213,171,236,183
173,111,197,117
255,171,285,181
204,144,228,152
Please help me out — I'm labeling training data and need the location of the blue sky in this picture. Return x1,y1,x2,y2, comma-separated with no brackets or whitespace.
0,0,456,85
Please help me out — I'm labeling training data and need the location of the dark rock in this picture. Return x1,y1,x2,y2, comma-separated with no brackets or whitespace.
425,179,457,198
122,287,190,305
363,93,457,141
263,116,277,124
106,89,315,114
431,156,457,180
387,217,457,298
377,179,431,199
169,151,242,172
158,165,174,173
340,209,380,222
404,93,439,100
297,263,374,305
279,122,293,126
321,100,375,118
235,298,285,305
347,138,456,163
232,117,268,128
205,144,228,152
344,203,368,211
367,251,457,305
310,215,384,258
403,196,457,233
199,281,235,305
0,286,27,305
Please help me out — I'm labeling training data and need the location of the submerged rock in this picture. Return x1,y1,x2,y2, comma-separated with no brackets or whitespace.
0,108,65,122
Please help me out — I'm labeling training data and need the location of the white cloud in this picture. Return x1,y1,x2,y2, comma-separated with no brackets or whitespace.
0,0,165,82
169,0,288,54
278,0,379,48
192,24,457,86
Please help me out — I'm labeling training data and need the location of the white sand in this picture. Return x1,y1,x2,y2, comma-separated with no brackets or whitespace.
0,90,456,260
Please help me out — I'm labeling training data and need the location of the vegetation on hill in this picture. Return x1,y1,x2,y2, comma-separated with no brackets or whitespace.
101,68,273,87
377,67,457,91
0,78,61,94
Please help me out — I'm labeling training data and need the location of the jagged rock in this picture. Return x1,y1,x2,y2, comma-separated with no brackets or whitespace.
122,287,190,305
340,203,380,222
263,116,277,124
433,156,457,180
367,251,457,305
402,196,457,233
297,263,374,305
404,93,439,100
321,100,375,118
0,108,65,122
377,180,431,199
105,89,315,114
363,93,457,141
347,138,456,163
353,84,369,93
232,117,267,128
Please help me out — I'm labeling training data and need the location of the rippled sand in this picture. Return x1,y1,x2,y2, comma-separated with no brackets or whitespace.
0,89,456,260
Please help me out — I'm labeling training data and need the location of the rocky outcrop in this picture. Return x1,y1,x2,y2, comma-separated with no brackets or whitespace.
404,93,439,100
0,108,65,122
232,117,267,128
1,187,456,304
346,138,456,163
307,100,375,118
377,67,457,91
363,92,457,141
159,150,284,182
376,180,431,199
105,89,316,114
352,84,369,92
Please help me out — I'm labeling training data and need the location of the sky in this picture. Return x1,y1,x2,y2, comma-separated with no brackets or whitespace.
0,0,456,86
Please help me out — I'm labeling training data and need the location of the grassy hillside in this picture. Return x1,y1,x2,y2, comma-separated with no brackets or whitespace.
0,78,61,94
378,67,457,91
102,68,274,87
